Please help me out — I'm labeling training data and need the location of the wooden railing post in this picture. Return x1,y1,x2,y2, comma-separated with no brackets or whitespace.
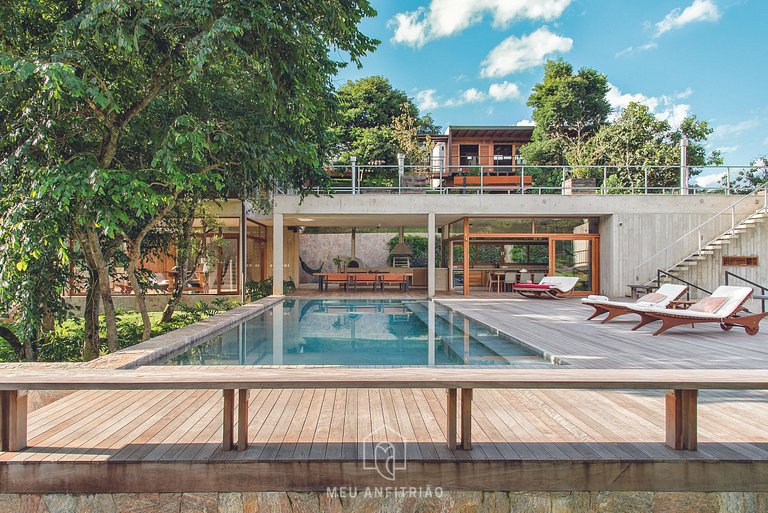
0,390,28,452
238,389,249,451
461,388,473,450
223,389,235,450
446,388,457,450
665,389,698,450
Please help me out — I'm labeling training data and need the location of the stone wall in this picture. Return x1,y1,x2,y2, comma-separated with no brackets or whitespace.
299,232,411,283
0,491,763,513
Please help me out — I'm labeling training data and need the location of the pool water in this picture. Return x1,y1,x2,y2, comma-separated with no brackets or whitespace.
163,299,553,367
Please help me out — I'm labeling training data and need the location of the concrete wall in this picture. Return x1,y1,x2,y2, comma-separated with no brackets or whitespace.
599,211,726,297
274,193,765,297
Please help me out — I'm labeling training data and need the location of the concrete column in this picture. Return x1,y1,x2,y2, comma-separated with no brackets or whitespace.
428,301,435,367
428,212,436,298
272,213,284,295
272,303,284,365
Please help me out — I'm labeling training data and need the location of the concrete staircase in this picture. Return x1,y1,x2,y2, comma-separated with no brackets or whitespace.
661,208,768,282
634,187,768,287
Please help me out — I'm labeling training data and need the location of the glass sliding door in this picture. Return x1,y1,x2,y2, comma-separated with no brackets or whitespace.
551,238,594,292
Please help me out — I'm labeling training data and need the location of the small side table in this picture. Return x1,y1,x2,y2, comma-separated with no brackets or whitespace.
669,300,697,310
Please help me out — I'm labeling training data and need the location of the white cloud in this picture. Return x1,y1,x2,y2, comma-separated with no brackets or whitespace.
655,0,720,36
713,118,760,139
488,81,521,101
516,119,535,126
415,89,439,111
390,9,428,47
763,135,768,145
389,0,572,48
676,87,694,99
716,145,739,154
695,172,726,187
615,42,657,57
606,83,692,127
481,28,573,78
444,88,486,107
606,84,659,113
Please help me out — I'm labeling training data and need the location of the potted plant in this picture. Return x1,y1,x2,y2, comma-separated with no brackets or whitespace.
332,255,349,273
562,167,597,195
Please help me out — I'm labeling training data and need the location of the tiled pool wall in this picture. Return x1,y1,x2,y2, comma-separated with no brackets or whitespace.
0,491,762,513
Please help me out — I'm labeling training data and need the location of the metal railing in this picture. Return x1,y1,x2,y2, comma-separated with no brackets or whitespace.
725,271,767,313
275,163,766,197
633,185,768,285
656,269,712,300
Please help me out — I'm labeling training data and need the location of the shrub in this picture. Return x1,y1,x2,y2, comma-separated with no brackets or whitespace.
245,277,295,301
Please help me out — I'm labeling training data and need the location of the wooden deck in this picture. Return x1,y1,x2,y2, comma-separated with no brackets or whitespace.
3,296,768,492
436,296,768,369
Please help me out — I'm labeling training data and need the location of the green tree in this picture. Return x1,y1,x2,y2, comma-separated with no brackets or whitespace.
330,76,440,165
729,156,767,191
587,103,721,189
1,0,377,359
522,59,611,171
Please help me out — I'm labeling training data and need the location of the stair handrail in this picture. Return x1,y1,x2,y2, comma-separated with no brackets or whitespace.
634,185,767,283
725,271,767,313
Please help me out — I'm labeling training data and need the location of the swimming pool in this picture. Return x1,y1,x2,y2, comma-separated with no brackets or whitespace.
162,299,554,367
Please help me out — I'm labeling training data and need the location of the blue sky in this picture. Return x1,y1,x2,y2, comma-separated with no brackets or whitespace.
335,0,767,183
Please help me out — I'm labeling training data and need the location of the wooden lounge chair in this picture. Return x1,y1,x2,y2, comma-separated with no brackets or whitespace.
581,283,688,323
351,273,378,291
380,273,408,291
323,273,350,291
513,276,579,299
627,285,768,336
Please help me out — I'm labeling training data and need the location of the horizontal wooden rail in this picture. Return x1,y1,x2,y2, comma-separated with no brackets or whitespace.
3,368,768,453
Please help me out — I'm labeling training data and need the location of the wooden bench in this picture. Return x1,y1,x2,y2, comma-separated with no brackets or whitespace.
3,368,768,453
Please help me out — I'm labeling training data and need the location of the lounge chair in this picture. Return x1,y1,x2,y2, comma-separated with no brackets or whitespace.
627,285,768,336
581,283,688,323
513,276,579,299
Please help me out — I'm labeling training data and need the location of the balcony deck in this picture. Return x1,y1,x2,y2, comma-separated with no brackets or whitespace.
3,296,768,493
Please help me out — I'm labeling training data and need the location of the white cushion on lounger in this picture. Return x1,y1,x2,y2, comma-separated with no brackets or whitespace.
581,284,687,308
539,276,579,293
629,286,753,319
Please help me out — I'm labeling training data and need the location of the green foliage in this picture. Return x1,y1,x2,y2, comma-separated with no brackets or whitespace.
524,59,611,168
1,0,377,355
522,59,721,188
2,302,242,363
245,277,296,301
387,235,441,267
329,76,440,165
730,157,767,191
588,103,718,189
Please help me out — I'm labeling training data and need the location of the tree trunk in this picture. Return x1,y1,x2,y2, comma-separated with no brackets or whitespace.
83,269,101,361
127,271,152,341
80,227,119,353
125,197,179,341
161,199,198,324
0,326,24,360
